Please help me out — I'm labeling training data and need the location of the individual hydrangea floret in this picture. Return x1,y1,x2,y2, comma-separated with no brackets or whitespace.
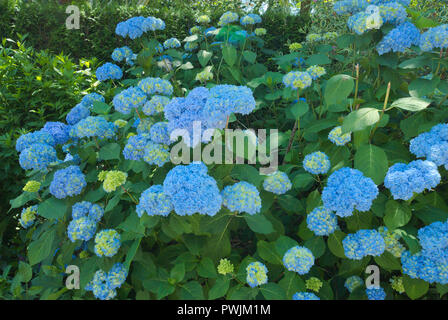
217,258,234,275
366,286,386,300
283,71,313,90
221,181,262,215
384,160,441,200
94,229,121,257
246,261,268,287
306,66,326,80
96,62,122,81
42,122,70,145
19,205,38,228
112,86,147,114
306,206,338,236
49,166,86,199
283,246,315,275
262,171,292,195
343,229,386,260
303,151,331,175
328,126,351,146
344,275,363,293
136,185,173,217
292,292,320,300
163,162,222,216
322,167,378,217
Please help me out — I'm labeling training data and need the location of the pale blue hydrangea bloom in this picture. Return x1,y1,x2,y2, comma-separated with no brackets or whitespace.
94,229,121,257
219,11,239,26
85,270,116,300
111,46,133,63
96,62,122,81
307,206,338,236
344,275,363,293
49,165,86,199
262,171,292,195
112,86,147,114
106,263,128,290
163,38,181,49
136,185,173,217
283,71,313,90
136,119,153,135
19,205,38,229
71,201,104,222
322,167,378,217
292,292,320,300
246,261,268,287
123,134,151,161
42,122,70,145
66,104,90,125
303,151,331,174
283,246,315,275
142,95,171,116
143,141,170,167
70,116,116,140
163,162,222,216
67,216,97,242
80,93,105,107
328,126,351,146
379,2,407,25
409,123,448,169
366,286,386,300
347,12,370,35
384,160,441,200
377,22,420,55
378,226,405,258
221,181,262,215
137,77,173,96
16,131,55,152
142,16,165,32
19,143,58,170
343,229,386,260
184,42,198,52
149,122,171,145
419,24,448,52
240,13,262,25
306,66,326,80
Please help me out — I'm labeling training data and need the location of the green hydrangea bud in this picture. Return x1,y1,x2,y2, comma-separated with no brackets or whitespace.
289,42,303,52
305,277,323,292
255,28,266,36
23,180,41,193
114,119,128,128
195,69,213,83
102,170,127,193
217,258,234,275
390,276,405,294
79,250,89,259
98,170,107,182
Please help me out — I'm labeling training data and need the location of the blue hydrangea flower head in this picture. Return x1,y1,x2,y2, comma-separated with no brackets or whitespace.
16,131,55,152
112,46,133,62
283,71,313,90
240,13,262,25
306,66,326,80
221,181,262,215
366,286,386,300
72,201,104,222
113,86,147,114
378,226,405,258
67,216,97,242
292,292,320,300
70,116,116,140
115,16,147,39
377,22,420,55
136,185,173,217
142,95,171,116
42,122,70,145
96,62,122,81
107,263,128,290
283,246,315,275
138,77,173,96
143,141,170,167
123,133,151,161
49,166,86,199
409,123,448,169
85,270,116,300
307,206,338,236
328,126,351,146
343,229,385,260
163,38,181,49
303,151,331,174
163,162,222,216
419,24,448,52
344,275,363,293
347,12,370,35
149,122,171,145
94,229,121,257
19,205,38,228
19,143,58,170
384,160,441,200
142,16,165,32
66,104,90,125
262,171,292,195
322,167,378,217
81,93,105,107
246,261,268,287
219,11,239,26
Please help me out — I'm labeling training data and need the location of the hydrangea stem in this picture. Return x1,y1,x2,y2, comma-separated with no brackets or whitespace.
370,82,391,142
284,90,301,164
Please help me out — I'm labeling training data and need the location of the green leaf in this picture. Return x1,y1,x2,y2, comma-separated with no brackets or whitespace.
28,228,56,266
17,261,32,283
391,97,431,112
354,144,388,184
327,231,346,258
99,143,121,160
278,271,305,298
38,198,67,220
324,74,354,106
260,282,286,300
244,214,274,234
10,192,36,209
180,281,205,300
222,45,237,66
306,53,331,66
170,263,185,283
208,277,230,300
342,108,380,133
384,200,412,230
242,50,257,64
91,102,111,115
403,275,429,300
143,279,175,300
197,257,218,278
257,240,283,265
290,101,309,119
304,236,326,258
374,251,401,271
198,50,213,67
409,78,439,98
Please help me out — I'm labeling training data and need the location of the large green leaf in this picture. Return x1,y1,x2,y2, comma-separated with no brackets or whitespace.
391,97,431,112
354,144,388,184
324,74,354,106
342,108,380,133
38,198,67,220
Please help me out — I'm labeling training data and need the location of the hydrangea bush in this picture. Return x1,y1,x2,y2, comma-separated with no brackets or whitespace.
8,4,448,300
